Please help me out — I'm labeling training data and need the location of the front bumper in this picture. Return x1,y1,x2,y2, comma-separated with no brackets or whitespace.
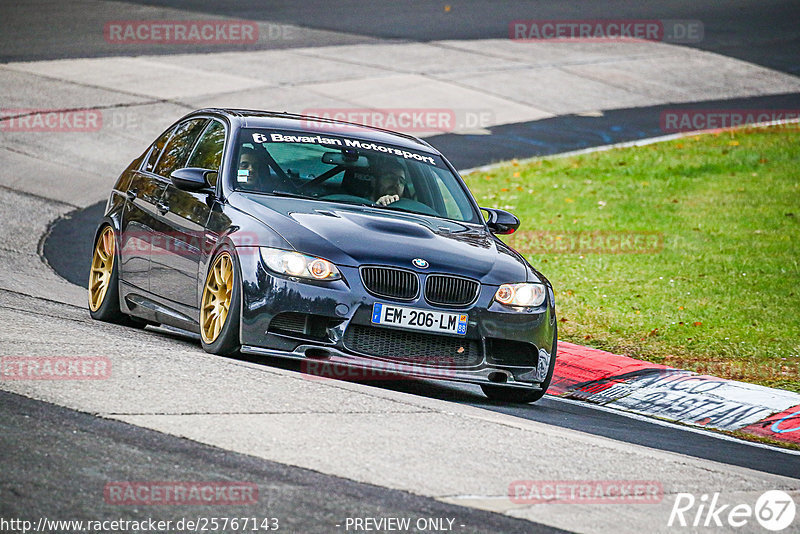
240,343,551,389
237,249,556,389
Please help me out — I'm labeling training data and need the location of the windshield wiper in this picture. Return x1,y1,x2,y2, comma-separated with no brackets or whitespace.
266,190,318,200
379,204,441,218
327,199,374,208
262,191,372,208
379,205,420,215
379,205,475,228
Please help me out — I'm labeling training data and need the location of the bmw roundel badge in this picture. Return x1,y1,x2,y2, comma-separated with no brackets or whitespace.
412,258,429,269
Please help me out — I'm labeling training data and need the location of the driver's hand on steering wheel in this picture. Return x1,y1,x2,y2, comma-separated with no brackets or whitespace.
376,194,400,206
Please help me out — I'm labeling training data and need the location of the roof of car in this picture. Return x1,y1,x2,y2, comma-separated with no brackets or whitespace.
193,108,441,154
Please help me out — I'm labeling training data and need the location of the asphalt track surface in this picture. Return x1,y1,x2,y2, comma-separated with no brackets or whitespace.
6,0,800,531
202,350,800,481
135,0,800,75
0,390,557,534
43,201,800,481
32,0,800,484
2,0,799,76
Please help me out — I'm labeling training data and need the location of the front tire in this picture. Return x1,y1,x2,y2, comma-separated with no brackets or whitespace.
199,248,241,355
481,323,558,404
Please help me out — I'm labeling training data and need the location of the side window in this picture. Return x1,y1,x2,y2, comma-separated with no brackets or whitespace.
143,127,175,173
153,118,207,178
186,120,226,186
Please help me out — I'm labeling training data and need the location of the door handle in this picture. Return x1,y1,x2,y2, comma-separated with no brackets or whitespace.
156,201,169,214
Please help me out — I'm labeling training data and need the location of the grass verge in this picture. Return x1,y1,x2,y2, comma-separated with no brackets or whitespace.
464,125,800,393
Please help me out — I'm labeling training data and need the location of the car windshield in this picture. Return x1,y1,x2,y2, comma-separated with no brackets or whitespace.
232,129,481,223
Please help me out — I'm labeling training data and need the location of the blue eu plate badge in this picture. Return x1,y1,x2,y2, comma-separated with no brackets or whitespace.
371,303,383,323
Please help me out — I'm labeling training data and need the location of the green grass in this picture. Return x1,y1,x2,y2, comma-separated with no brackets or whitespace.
463,126,800,393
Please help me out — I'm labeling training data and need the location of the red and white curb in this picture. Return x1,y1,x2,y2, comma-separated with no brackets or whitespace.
551,342,800,446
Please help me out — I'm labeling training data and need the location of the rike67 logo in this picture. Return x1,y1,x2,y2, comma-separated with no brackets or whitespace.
669,490,796,531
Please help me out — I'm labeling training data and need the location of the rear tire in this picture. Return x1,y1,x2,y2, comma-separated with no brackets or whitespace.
199,248,241,356
88,225,149,328
88,226,127,323
481,322,558,404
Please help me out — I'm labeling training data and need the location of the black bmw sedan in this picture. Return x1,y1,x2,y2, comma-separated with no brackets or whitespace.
89,109,557,403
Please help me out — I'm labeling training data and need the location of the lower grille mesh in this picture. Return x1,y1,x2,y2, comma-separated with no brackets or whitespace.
343,324,481,367
269,312,307,334
485,338,539,367
269,312,339,342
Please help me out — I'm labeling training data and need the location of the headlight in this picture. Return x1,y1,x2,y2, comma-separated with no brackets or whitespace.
494,283,546,307
260,247,341,280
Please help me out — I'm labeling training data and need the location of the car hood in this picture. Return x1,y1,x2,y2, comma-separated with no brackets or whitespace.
230,194,534,285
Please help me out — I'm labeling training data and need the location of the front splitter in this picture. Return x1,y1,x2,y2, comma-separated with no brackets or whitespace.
240,344,545,390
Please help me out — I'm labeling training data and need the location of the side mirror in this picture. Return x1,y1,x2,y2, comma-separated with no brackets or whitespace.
170,167,215,193
482,207,520,235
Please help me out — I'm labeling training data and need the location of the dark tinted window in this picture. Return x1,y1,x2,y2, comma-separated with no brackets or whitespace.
234,129,481,223
143,127,175,173
153,118,207,178
187,120,226,186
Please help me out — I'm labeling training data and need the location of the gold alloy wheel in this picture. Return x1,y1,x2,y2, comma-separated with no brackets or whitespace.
200,252,234,344
89,226,115,312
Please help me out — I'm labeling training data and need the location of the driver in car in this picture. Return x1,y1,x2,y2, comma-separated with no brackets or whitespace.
237,148,264,186
238,147,278,192
371,161,406,206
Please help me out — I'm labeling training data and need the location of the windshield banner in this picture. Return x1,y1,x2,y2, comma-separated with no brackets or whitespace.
253,132,437,165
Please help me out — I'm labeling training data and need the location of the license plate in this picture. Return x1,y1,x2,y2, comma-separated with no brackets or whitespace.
371,303,468,336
